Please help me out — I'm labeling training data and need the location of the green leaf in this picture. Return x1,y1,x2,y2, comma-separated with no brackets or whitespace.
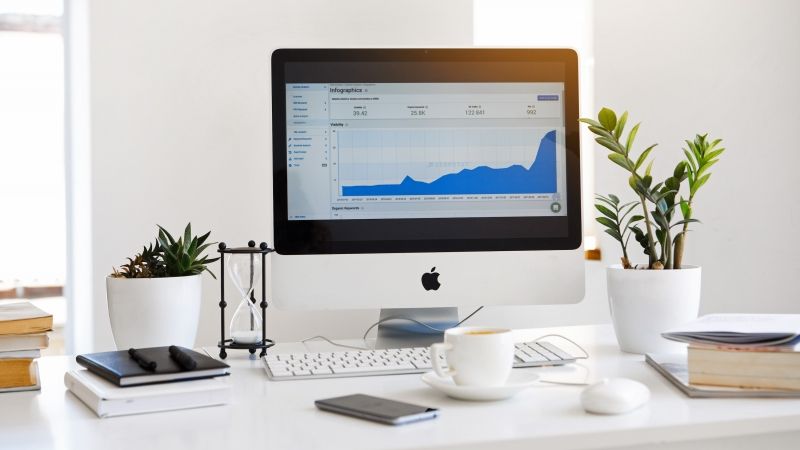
705,148,725,161
598,107,617,132
595,196,617,208
671,218,701,229
656,198,669,214
579,118,602,128
683,149,698,173
691,173,711,196
604,228,623,243
645,159,654,177
673,161,686,179
596,137,625,154
596,216,617,230
608,194,620,204
618,202,638,222
695,159,718,179
625,123,640,152
157,225,176,245
595,204,617,220
183,223,192,248
588,126,615,140
608,153,631,170
679,199,690,219
635,144,656,171
613,111,628,140
665,176,680,191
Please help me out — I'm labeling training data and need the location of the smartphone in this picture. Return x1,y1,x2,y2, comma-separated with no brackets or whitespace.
315,394,439,425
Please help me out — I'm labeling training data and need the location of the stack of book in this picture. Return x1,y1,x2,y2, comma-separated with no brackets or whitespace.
0,302,52,393
66,346,232,417
653,314,800,396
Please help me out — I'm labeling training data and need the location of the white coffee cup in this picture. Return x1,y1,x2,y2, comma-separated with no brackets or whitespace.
429,327,515,387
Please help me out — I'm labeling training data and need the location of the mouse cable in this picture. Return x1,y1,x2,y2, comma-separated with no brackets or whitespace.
301,306,485,351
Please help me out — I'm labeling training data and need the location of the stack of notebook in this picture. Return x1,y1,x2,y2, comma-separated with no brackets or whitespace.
655,314,800,395
0,302,52,393
66,346,232,417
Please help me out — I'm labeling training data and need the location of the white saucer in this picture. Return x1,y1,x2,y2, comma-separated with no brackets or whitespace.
421,371,540,401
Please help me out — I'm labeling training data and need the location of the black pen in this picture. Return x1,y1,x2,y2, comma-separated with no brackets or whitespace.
128,348,157,371
169,345,198,371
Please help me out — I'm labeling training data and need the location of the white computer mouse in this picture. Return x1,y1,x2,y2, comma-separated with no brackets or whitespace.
581,378,650,414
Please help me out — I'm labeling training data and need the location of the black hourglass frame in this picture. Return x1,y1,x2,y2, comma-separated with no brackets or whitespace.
217,240,275,359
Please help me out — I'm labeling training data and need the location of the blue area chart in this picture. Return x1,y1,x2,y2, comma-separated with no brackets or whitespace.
342,130,557,196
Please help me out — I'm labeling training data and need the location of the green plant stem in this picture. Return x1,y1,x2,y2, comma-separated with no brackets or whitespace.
664,231,673,269
638,194,658,268
673,196,694,269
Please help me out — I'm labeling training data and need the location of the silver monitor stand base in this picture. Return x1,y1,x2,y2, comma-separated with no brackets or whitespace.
375,307,459,349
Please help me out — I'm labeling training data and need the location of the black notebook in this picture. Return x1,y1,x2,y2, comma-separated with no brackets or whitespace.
76,347,230,387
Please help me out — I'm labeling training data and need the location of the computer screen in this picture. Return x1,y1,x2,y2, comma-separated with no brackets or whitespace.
272,49,581,255
270,49,583,313
285,82,567,221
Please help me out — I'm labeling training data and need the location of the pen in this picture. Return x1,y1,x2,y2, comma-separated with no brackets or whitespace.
128,348,157,371
169,345,198,371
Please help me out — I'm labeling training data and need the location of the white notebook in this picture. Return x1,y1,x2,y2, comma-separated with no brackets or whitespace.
65,369,232,418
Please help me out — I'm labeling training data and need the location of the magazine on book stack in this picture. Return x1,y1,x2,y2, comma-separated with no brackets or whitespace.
662,314,800,347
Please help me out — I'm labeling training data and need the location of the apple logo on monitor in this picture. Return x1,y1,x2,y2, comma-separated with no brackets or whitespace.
421,267,441,291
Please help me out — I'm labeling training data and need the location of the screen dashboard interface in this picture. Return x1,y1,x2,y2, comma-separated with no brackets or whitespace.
285,82,567,221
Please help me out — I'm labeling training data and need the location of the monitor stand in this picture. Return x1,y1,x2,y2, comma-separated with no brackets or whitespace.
374,307,459,349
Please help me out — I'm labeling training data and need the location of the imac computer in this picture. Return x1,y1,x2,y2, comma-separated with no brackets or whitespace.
271,49,584,348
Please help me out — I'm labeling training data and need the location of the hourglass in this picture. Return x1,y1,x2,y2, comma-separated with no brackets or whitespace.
217,240,275,359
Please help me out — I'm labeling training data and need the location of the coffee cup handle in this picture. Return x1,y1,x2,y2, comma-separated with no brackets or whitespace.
430,342,455,379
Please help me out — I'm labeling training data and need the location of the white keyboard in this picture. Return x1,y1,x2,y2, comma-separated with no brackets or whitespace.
263,341,577,381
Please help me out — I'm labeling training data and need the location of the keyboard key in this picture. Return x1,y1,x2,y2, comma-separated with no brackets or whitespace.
270,367,293,377
533,344,559,361
538,342,573,360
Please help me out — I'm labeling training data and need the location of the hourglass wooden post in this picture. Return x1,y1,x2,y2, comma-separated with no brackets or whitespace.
217,240,275,359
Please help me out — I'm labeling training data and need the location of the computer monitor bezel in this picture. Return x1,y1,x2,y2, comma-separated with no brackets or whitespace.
272,48,581,255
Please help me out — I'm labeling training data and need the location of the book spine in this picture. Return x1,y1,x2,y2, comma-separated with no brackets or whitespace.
64,372,105,417
75,355,122,386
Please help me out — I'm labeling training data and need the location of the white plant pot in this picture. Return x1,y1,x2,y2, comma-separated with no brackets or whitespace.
607,265,701,354
106,275,202,350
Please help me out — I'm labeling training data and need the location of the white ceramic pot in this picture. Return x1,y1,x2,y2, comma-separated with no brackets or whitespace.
607,265,701,354
106,275,202,350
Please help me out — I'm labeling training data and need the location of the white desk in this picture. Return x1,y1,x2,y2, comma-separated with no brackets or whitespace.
3,324,800,450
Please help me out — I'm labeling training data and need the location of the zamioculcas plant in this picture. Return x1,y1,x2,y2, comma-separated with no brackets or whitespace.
581,108,725,270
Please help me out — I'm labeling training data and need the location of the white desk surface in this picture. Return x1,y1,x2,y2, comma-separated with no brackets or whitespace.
2,324,800,450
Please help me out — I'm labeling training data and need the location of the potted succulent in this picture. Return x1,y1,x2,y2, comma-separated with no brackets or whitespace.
581,108,725,354
107,223,219,349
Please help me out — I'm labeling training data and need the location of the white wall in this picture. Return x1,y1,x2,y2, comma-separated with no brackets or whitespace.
83,0,474,351
77,0,800,352
593,0,800,313
471,0,612,336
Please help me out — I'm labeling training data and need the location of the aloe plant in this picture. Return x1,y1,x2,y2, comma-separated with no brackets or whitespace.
582,108,724,270
157,223,220,278
111,223,219,278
